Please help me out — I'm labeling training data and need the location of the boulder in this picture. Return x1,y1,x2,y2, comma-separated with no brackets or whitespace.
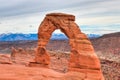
11,47,35,65
0,54,12,64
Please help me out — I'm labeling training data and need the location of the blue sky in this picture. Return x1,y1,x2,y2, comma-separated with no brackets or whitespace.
0,0,120,34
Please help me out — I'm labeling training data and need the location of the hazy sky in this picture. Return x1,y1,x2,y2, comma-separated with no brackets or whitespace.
0,0,120,34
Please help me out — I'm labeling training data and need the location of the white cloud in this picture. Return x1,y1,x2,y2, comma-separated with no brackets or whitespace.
76,16,120,25
0,0,120,34
80,23,120,34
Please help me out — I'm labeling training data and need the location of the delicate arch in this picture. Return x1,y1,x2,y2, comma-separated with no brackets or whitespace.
30,13,101,73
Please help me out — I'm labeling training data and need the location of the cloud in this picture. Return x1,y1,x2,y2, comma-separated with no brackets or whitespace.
0,0,120,34
0,0,84,17
1,0,119,17
80,24,120,34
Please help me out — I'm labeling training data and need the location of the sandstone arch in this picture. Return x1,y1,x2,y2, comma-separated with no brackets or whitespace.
29,13,104,79
36,13,100,68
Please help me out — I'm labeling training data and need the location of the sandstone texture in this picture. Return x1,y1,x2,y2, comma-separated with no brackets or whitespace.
29,13,104,80
0,64,104,80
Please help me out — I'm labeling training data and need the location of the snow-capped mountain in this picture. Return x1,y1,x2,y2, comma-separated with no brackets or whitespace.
0,33,37,41
0,33,101,41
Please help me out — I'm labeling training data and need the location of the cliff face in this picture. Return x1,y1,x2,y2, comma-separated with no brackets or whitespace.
91,32,120,54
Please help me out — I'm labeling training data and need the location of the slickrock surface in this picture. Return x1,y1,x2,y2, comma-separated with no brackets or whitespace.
0,64,103,80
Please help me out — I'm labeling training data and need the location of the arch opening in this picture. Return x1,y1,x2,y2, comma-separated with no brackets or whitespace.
46,29,70,52
46,29,71,73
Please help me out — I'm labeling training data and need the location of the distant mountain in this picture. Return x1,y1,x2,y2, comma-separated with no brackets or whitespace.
87,34,101,39
97,32,120,38
51,34,68,40
0,33,37,41
0,32,119,55
0,33,101,41
51,33,101,40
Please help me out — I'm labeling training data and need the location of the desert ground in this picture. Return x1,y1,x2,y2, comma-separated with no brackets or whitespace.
0,32,120,80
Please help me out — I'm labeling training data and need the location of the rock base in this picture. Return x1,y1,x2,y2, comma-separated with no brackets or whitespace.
69,68,104,80
28,62,49,68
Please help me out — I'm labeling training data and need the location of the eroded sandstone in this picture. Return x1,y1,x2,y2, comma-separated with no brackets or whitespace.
0,54,12,64
29,13,104,80
11,47,35,65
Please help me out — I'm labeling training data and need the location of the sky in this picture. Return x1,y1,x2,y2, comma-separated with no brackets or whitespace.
0,0,120,34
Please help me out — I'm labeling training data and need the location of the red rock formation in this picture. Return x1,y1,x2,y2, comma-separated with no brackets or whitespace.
0,54,12,64
11,47,35,65
29,13,104,80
